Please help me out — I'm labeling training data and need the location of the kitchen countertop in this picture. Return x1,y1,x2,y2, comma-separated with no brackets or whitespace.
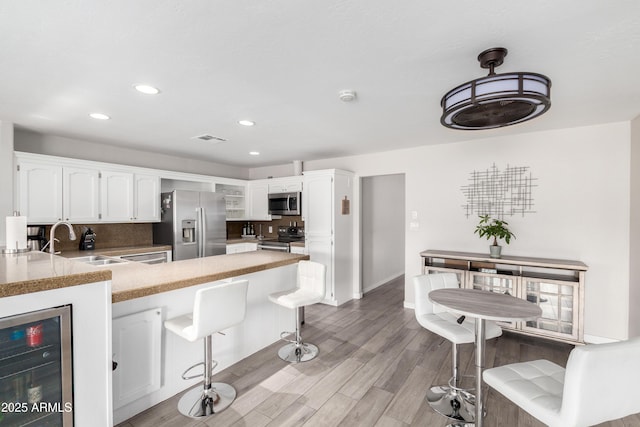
1,249,308,303
0,251,111,298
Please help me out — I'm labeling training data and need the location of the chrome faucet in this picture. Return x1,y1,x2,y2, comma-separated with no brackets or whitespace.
47,221,77,254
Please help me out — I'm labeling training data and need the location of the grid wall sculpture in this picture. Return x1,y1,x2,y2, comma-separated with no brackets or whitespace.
461,164,536,219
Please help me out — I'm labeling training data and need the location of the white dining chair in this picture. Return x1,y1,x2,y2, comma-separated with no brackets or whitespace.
483,337,640,426
414,273,503,423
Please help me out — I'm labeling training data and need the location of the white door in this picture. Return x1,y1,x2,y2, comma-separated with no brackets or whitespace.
63,167,101,222
101,171,133,222
134,174,160,221
17,161,63,223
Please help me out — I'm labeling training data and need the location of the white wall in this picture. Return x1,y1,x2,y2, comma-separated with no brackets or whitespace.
0,121,15,246
299,122,631,342
14,129,249,179
630,115,640,338
361,174,405,292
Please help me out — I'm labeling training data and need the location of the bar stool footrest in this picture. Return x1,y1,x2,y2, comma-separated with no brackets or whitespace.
181,359,219,380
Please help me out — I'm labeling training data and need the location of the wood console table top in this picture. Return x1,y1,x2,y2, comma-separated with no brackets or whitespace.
420,249,588,271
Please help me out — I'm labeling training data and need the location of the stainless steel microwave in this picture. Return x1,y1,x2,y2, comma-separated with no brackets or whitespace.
268,192,301,215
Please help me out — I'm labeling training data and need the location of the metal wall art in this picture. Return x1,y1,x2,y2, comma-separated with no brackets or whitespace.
461,163,536,219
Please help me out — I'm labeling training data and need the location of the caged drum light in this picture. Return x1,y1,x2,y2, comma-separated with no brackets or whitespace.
440,47,551,130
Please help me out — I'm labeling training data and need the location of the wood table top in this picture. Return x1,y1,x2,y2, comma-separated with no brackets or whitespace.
429,288,542,322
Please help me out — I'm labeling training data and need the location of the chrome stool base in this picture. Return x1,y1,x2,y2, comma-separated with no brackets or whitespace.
426,375,476,423
277,342,319,363
177,382,236,418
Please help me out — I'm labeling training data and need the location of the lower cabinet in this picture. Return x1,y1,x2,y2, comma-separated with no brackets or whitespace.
112,308,162,409
420,250,587,344
290,245,307,255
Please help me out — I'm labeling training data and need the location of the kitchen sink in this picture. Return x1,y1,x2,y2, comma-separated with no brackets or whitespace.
71,255,128,266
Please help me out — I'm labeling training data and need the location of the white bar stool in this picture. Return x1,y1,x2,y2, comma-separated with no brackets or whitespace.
268,260,326,362
164,279,249,418
414,273,502,425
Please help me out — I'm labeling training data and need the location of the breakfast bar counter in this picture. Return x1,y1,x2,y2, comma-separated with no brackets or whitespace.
108,250,308,302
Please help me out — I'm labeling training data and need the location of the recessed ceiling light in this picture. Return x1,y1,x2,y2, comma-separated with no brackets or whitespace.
238,120,255,126
249,151,260,156
89,113,110,120
134,84,160,95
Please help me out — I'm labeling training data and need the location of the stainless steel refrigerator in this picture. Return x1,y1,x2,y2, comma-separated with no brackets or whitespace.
153,190,227,261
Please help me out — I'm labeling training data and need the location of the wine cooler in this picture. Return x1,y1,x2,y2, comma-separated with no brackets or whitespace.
0,306,73,426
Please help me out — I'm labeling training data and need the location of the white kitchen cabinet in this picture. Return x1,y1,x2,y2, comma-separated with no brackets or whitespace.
63,167,101,222
226,242,258,254
112,308,162,409
15,160,100,223
101,170,133,222
267,176,303,194
16,160,63,223
247,180,270,220
15,153,159,224
303,169,354,306
101,171,160,222
134,174,161,221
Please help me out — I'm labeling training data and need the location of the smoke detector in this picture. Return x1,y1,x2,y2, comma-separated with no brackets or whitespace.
339,90,357,102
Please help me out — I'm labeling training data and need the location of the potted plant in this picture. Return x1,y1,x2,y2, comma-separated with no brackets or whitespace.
474,215,515,258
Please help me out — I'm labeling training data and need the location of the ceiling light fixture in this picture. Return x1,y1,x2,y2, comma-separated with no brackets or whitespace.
89,113,110,120
134,84,160,95
440,47,551,130
249,151,260,156
238,120,255,126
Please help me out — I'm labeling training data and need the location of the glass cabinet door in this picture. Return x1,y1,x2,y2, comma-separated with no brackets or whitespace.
522,277,579,341
468,272,516,329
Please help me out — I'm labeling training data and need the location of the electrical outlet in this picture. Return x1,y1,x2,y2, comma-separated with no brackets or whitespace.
268,226,273,233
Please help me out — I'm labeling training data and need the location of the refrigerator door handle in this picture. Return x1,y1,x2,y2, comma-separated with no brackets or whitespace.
200,207,207,257
195,207,203,258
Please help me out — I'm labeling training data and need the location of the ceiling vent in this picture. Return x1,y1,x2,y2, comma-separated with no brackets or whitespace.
191,134,227,143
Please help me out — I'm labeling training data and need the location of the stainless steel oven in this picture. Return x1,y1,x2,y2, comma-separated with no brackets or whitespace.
268,192,301,216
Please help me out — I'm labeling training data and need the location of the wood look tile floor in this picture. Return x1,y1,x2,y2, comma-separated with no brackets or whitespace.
116,277,640,427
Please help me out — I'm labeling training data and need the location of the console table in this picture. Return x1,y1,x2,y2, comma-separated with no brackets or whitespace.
420,250,588,344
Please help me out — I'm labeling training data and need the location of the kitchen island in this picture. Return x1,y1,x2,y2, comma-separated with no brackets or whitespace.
1,250,309,426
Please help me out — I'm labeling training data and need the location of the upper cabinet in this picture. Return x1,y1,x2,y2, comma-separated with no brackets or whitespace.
15,153,160,224
267,176,303,194
16,161,63,223
101,171,160,222
247,180,270,220
63,167,101,223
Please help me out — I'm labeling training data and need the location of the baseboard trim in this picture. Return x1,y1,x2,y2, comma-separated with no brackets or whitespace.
362,272,404,294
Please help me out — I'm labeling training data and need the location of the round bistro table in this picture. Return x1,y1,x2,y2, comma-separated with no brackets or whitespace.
429,288,542,427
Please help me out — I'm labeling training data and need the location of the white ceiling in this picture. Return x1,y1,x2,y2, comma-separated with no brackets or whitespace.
1,1,640,167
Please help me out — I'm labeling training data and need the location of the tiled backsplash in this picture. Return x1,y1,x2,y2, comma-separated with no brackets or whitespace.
44,223,153,252
41,216,304,252
227,216,304,239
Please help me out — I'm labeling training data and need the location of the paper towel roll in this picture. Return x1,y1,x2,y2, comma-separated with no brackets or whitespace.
6,216,27,251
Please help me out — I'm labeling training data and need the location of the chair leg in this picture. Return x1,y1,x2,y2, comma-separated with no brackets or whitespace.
176,335,237,418
425,342,475,424
277,306,319,363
